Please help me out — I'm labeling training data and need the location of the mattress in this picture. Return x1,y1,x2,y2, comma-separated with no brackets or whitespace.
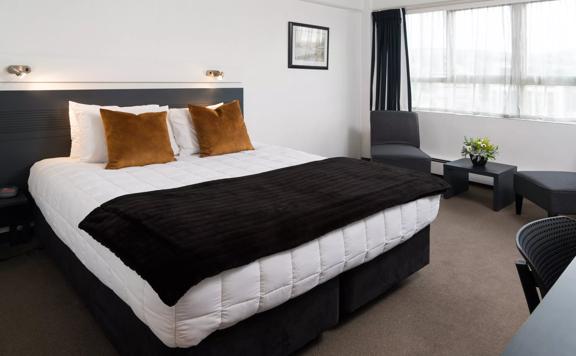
28,144,441,348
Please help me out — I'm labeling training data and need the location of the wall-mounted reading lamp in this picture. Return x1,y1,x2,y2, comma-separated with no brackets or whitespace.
7,65,32,77
205,70,224,80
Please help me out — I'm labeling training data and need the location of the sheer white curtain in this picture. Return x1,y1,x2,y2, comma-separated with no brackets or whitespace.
407,0,576,122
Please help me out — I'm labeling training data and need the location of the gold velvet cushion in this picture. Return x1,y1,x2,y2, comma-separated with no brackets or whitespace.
188,100,254,157
100,109,175,169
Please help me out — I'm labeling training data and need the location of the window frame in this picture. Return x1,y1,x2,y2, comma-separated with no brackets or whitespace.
406,0,576,122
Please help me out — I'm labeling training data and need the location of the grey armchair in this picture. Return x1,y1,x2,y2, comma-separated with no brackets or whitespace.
370,111,431,173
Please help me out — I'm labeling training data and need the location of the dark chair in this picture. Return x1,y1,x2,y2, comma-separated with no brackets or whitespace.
370,111,431,173
515,171,576,217
515,216,576,313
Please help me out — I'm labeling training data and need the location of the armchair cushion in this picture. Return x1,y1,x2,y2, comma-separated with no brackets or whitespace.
371,144,431,173
372,144,430,160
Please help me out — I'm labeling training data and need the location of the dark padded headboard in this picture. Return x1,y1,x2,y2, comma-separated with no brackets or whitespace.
0,88,243,190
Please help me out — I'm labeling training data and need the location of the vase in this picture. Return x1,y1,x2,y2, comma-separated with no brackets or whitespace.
470,155,488,167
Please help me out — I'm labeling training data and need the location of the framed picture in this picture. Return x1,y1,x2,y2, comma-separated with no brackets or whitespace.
288,22,329,70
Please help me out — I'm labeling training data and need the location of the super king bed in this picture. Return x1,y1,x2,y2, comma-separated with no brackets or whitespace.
0,88,448,355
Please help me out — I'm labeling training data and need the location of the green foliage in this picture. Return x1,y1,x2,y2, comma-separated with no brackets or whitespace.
461,137,499,161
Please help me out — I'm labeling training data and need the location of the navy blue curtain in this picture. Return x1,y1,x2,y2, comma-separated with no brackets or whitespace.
371,8,412,111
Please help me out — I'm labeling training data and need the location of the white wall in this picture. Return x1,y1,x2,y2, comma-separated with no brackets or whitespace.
300,0,365,11
0,0,364,158
419,111,576,171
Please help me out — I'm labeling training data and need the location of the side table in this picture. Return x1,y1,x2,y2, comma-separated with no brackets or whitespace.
444,158,517,211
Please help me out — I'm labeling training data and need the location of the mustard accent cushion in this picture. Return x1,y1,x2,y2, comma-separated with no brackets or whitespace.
100,109,175,169
188,100,254,157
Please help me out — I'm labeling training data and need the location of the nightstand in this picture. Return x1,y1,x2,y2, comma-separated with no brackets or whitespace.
0,193,34,247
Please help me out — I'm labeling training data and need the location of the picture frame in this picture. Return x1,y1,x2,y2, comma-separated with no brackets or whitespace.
288,22,329,70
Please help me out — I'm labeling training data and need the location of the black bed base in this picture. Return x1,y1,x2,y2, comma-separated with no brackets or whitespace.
340,231,430,314
36,210,430,356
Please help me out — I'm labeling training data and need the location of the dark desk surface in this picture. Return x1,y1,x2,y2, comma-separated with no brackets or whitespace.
444,158,516,177
504,257,576,356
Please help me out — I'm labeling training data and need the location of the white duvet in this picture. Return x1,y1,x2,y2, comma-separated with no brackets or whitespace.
28,144,441,348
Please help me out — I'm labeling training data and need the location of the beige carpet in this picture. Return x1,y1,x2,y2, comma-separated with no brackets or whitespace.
0,185,546,356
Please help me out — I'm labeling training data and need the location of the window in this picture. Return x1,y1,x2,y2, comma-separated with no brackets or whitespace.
406,0,576,122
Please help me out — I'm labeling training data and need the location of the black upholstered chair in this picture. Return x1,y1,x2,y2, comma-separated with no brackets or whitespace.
515,216,576,313
370,111,431,173
515,171,576,217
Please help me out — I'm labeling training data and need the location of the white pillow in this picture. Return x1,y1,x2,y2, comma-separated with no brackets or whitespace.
158,106,181,159
169,103,223,155
70,101,159,159
70,101,132,158
69,101,86,158
70,102,179,162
